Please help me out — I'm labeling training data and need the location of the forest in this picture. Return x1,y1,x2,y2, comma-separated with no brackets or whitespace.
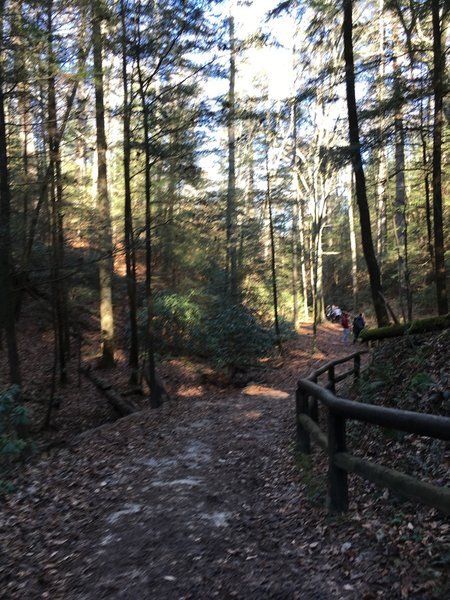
0,0,448,396
0,0,449,598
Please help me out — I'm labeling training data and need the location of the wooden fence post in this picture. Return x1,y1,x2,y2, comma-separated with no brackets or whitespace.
296,387,311,454
327,411,348,513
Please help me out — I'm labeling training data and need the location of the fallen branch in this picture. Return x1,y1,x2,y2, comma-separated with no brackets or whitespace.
80,367,137,417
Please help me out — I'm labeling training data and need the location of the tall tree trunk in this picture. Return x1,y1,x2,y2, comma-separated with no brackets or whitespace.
375,0,388,269
0,1,21,385
392,17,412,322
348,169,358,313
92,1,115,366
431,0,448,315
21,45,90,273
298,190,309,321
419,95,434,266
342,0,389,326
136,8,162,408
292,197,300,330
226,8,238,304
47,0,69,384
120,0,139,385
265,153,282,353
11,0,36,257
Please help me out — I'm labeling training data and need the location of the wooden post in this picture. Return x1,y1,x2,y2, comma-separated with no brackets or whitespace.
328,365,336,393
296,387,311,454
354,353,361,381
327,410,349,513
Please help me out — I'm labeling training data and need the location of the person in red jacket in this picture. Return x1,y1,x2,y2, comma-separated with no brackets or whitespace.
341,312,350,343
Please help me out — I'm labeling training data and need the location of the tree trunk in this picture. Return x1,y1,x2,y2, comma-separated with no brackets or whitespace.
375,0,388,269
92,2,115,366
136,8,163,409
0,1,21,385
120,0,139,385
420,95,434,266
431,0,448,315
392,17,412,322
342,0,389,327
292,197,300,330
47,0,69,384
348,169,358,313
226,8,238,304
265,155,282,353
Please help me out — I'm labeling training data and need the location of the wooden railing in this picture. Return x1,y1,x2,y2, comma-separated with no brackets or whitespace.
296,352,450,515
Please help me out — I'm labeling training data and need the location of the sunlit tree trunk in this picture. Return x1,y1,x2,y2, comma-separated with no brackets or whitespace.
92,1,115,366
265,151,282,353
291,98,308,329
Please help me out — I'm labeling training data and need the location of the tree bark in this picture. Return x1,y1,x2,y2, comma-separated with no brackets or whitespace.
375,0,388,269
92,1,115,366
392,17,412,322
265,151,282,353
136,5,163,409
0,1,21,385
348,169,358,313
342,0,389,327
226,8,238,304
120,0,139,384
431,0,448,315
47,0,69,384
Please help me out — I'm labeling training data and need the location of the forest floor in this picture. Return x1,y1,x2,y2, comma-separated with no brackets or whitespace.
0,313,449,599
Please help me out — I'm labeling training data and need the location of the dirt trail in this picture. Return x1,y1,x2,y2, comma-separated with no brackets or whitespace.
4,323,443,599
0,323,362,600
2,388,357,600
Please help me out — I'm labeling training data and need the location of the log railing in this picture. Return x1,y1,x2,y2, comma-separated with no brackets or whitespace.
296,352,450,515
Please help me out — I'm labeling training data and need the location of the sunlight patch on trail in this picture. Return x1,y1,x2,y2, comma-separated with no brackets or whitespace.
242,384,289,399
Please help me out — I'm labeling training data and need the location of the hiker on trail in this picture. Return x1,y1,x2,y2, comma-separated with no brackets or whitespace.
353,312,366,343
333,305,342,321
326,304,342,322
341,312,350,343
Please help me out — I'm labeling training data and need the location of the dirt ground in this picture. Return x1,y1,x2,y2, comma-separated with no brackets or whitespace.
0,321,449,599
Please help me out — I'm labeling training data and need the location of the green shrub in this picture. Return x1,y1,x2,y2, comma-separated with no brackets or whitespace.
202,303,273,371
142,291,204,356
0,385,31,493
139,293,274,371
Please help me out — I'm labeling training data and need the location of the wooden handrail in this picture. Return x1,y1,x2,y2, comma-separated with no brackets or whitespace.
296,352,450,515
298,379,450,441
308,350,368,379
